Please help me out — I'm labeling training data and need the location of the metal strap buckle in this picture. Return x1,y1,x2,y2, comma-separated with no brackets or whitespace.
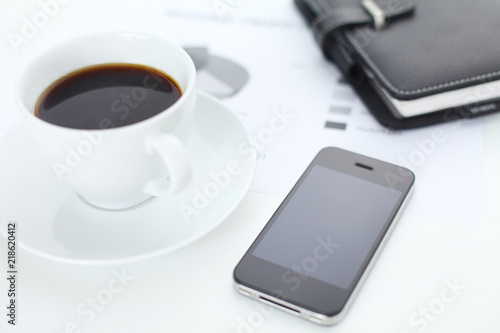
361,0,386,30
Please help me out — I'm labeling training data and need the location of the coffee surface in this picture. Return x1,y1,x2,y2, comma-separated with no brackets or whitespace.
35,64,181,129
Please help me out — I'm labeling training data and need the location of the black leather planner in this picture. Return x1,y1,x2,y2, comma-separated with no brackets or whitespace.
295,0,500,129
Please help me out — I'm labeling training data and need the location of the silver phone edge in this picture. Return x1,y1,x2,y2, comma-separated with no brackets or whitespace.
233,183,415,326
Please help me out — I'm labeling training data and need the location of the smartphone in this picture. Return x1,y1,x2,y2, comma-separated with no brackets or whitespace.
233,147,415,325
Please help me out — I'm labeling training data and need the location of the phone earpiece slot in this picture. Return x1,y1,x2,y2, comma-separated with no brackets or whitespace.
355,162,373,170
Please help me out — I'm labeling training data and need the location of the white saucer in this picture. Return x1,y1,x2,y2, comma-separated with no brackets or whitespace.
0,92,255,265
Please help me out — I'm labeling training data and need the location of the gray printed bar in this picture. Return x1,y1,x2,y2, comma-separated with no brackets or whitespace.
325,121,347,130
329,106,351,115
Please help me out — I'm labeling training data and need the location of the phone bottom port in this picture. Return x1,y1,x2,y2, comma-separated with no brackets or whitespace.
258,297,300,315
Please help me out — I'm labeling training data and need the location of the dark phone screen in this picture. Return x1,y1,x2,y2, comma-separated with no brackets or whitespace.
251,164,402,290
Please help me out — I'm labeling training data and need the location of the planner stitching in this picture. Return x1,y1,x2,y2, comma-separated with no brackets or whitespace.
346,31,500,95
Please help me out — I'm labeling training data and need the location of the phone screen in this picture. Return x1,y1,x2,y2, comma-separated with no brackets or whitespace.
251,164,402,290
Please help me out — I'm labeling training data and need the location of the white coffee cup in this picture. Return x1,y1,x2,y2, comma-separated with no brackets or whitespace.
16,32,196,210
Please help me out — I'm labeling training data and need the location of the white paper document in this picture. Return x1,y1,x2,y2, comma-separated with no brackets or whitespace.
162,6,483,225
1,1,483,225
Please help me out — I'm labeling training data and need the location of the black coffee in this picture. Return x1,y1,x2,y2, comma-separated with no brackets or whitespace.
35,64,182,129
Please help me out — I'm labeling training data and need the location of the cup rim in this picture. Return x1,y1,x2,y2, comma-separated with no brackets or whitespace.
15,31,197,133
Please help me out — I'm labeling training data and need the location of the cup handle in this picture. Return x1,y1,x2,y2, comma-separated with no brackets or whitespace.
143,134,192,196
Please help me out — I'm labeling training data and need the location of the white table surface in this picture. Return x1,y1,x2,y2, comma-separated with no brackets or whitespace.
1,1,500,332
